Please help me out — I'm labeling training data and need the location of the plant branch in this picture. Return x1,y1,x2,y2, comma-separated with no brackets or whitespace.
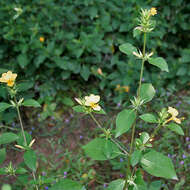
89,112,129,155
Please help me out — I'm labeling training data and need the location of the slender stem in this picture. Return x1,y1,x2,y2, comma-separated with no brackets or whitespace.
32,172,39,190
110,138,129,155
123,32,147,190
16,104,27,146
89,112,129,155
137,32,147,97
89,112,104,132
151,123,162,139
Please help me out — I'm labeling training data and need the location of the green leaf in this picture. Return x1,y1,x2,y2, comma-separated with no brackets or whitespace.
140,113,157,123
17,82,34,92
131,150,141,167
0,103,12,112
35,54,46,68
107,179,125,190
149,181,162,190
83,138,120,161
148,57,169,72
94,109,106,115
0,148,6,165
115,109,136,138
62,97,74,106
166,123,184,136
24,150,37,171
17,54,28,68
119,43,137,56
141,150,178,180
174,178,185,190
134,169,148,190
140,83,155,103
49,179,86,190
17,131,32,146
140,132,150,144
0,133,18,145
1,184,12,190
80,65,90,81
133,28,141,38
72,105,86,113
22,99,41,107
15,167,28,174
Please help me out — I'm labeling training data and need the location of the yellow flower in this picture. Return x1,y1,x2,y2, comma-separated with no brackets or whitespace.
123,86,130,93
84,94,101,111
167,107,181,124
0,71,17,87
39,36,45,42
150,7,157,16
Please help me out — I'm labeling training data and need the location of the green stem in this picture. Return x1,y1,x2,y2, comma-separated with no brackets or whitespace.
151,123,162,139
16,104,27,146
123,32,147,190
137,32,147,98
32,171,39,190
89,112,129,155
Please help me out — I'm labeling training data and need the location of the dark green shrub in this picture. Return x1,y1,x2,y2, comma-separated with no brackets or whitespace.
0,0,189,107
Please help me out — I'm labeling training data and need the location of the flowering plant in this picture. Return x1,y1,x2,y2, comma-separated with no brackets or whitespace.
73,8,184,190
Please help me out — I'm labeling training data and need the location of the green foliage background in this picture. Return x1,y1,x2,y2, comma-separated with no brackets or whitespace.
0,0,189,104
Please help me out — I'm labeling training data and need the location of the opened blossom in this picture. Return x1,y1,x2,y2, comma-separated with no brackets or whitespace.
0,71,17,87
75,94,101,111
84,94,101,111
167,107,181,124
150,7,157,16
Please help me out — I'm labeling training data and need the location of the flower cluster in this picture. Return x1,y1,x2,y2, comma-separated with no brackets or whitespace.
0,71,17,87
135,7,157,33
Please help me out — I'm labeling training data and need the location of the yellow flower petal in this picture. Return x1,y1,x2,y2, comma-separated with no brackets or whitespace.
85,94,100,104
173,117,181,124
168,107,178,117
0,77,7,83
93,104,101,111
7,80,14,87
0,71,17,87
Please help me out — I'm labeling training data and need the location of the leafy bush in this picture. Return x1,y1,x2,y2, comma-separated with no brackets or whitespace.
0,0,189,106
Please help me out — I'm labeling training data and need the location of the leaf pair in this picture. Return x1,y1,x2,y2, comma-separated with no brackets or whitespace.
119,43,169,72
